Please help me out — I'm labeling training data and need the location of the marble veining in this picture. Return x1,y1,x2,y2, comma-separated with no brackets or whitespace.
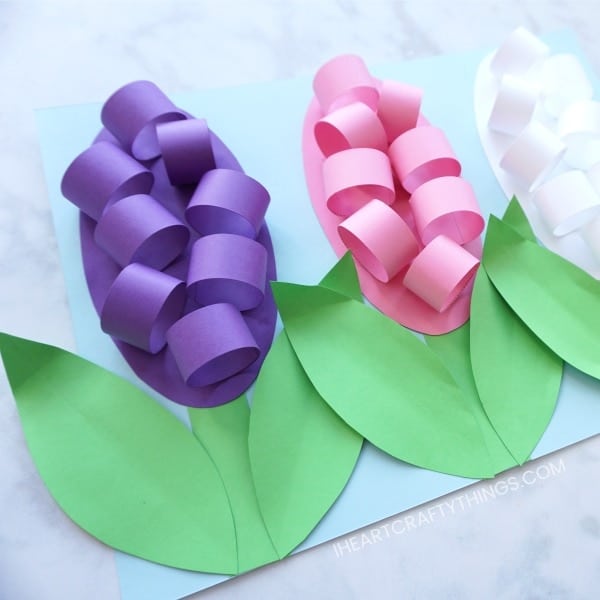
1,1,600,599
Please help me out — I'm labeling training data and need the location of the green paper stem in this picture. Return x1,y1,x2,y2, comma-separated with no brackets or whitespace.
483,214,600,380
188,397,279,573
248,254,363,556
0,333,237,574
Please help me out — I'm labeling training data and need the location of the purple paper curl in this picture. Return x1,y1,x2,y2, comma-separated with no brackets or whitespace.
187,233,268,311
186,168,270,239
166,303,260,387
156,118,216,185
100,263,186,354
61,142,153,221
94,194,189,269
101,81,186,161
79,131,278,408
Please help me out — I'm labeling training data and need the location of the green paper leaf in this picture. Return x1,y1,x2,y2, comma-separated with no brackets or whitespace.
248,256,363,556
502,196,537,241
188,397,279,572
319,252,363,301
425,324,517,473
483,216,600,380
272,281,496,479
470,257,562,464
1,333,237,574
249,331,362,556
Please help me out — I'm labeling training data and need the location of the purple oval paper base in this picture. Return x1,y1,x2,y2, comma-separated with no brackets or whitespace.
80,130,277,407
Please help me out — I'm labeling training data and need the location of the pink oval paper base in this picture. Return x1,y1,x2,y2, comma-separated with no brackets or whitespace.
81,130,277,407
302,97,480,335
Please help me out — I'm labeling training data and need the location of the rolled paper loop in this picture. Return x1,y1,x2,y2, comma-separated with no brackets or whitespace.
489,26,550,78
314,102,387,157
582,216,600,263
388,126,462,194
586,161,600,195
377,79,422,143
403,235,480,313
532,170,600,236
409,176,484,245
187,233,268,311
156,118,216,185
94,194,190,269
313,54,379,113
100,263,186,354
322,148,395,217
101,80,186,160
186,168,270,239
499,121,566,191
337,199,419,283
166,303,260,387
540,54,594,118
488,74,538,136
557,100,600,169
61,141,153,221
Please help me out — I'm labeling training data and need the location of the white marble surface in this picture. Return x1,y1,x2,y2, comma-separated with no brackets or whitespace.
2,1,600,599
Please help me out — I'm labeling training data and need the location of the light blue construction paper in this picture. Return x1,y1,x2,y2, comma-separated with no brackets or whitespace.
35,29,600,600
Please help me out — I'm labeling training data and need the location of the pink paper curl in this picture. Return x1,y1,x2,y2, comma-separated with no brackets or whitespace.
303,56,485,333
388,126,462,194
322,147,395,217
338,199,419,283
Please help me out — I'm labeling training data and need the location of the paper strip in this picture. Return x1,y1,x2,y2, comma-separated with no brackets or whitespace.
488,74,538,136
312,54,379,113
403,235,480,312
557,99,600,169
322,147,395,217
185,168,270,239
376,79,422,143
314,101,387,157
409,176,484,245
388,126,462,194
187,233,268,311
61,141,154,220
533,169,600,236
156,118,216,185
166,303,260,387
499,121,566,191
101,80,186,160
489,26,550,78
540,53,593,117
337,199,419,283
94,194,190,269
0,332,237,574
100,263,186,354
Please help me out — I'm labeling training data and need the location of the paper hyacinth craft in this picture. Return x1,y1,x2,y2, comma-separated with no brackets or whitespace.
60,81,278,408
475,26,600,277
9,36,600,588
302,54,485,334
